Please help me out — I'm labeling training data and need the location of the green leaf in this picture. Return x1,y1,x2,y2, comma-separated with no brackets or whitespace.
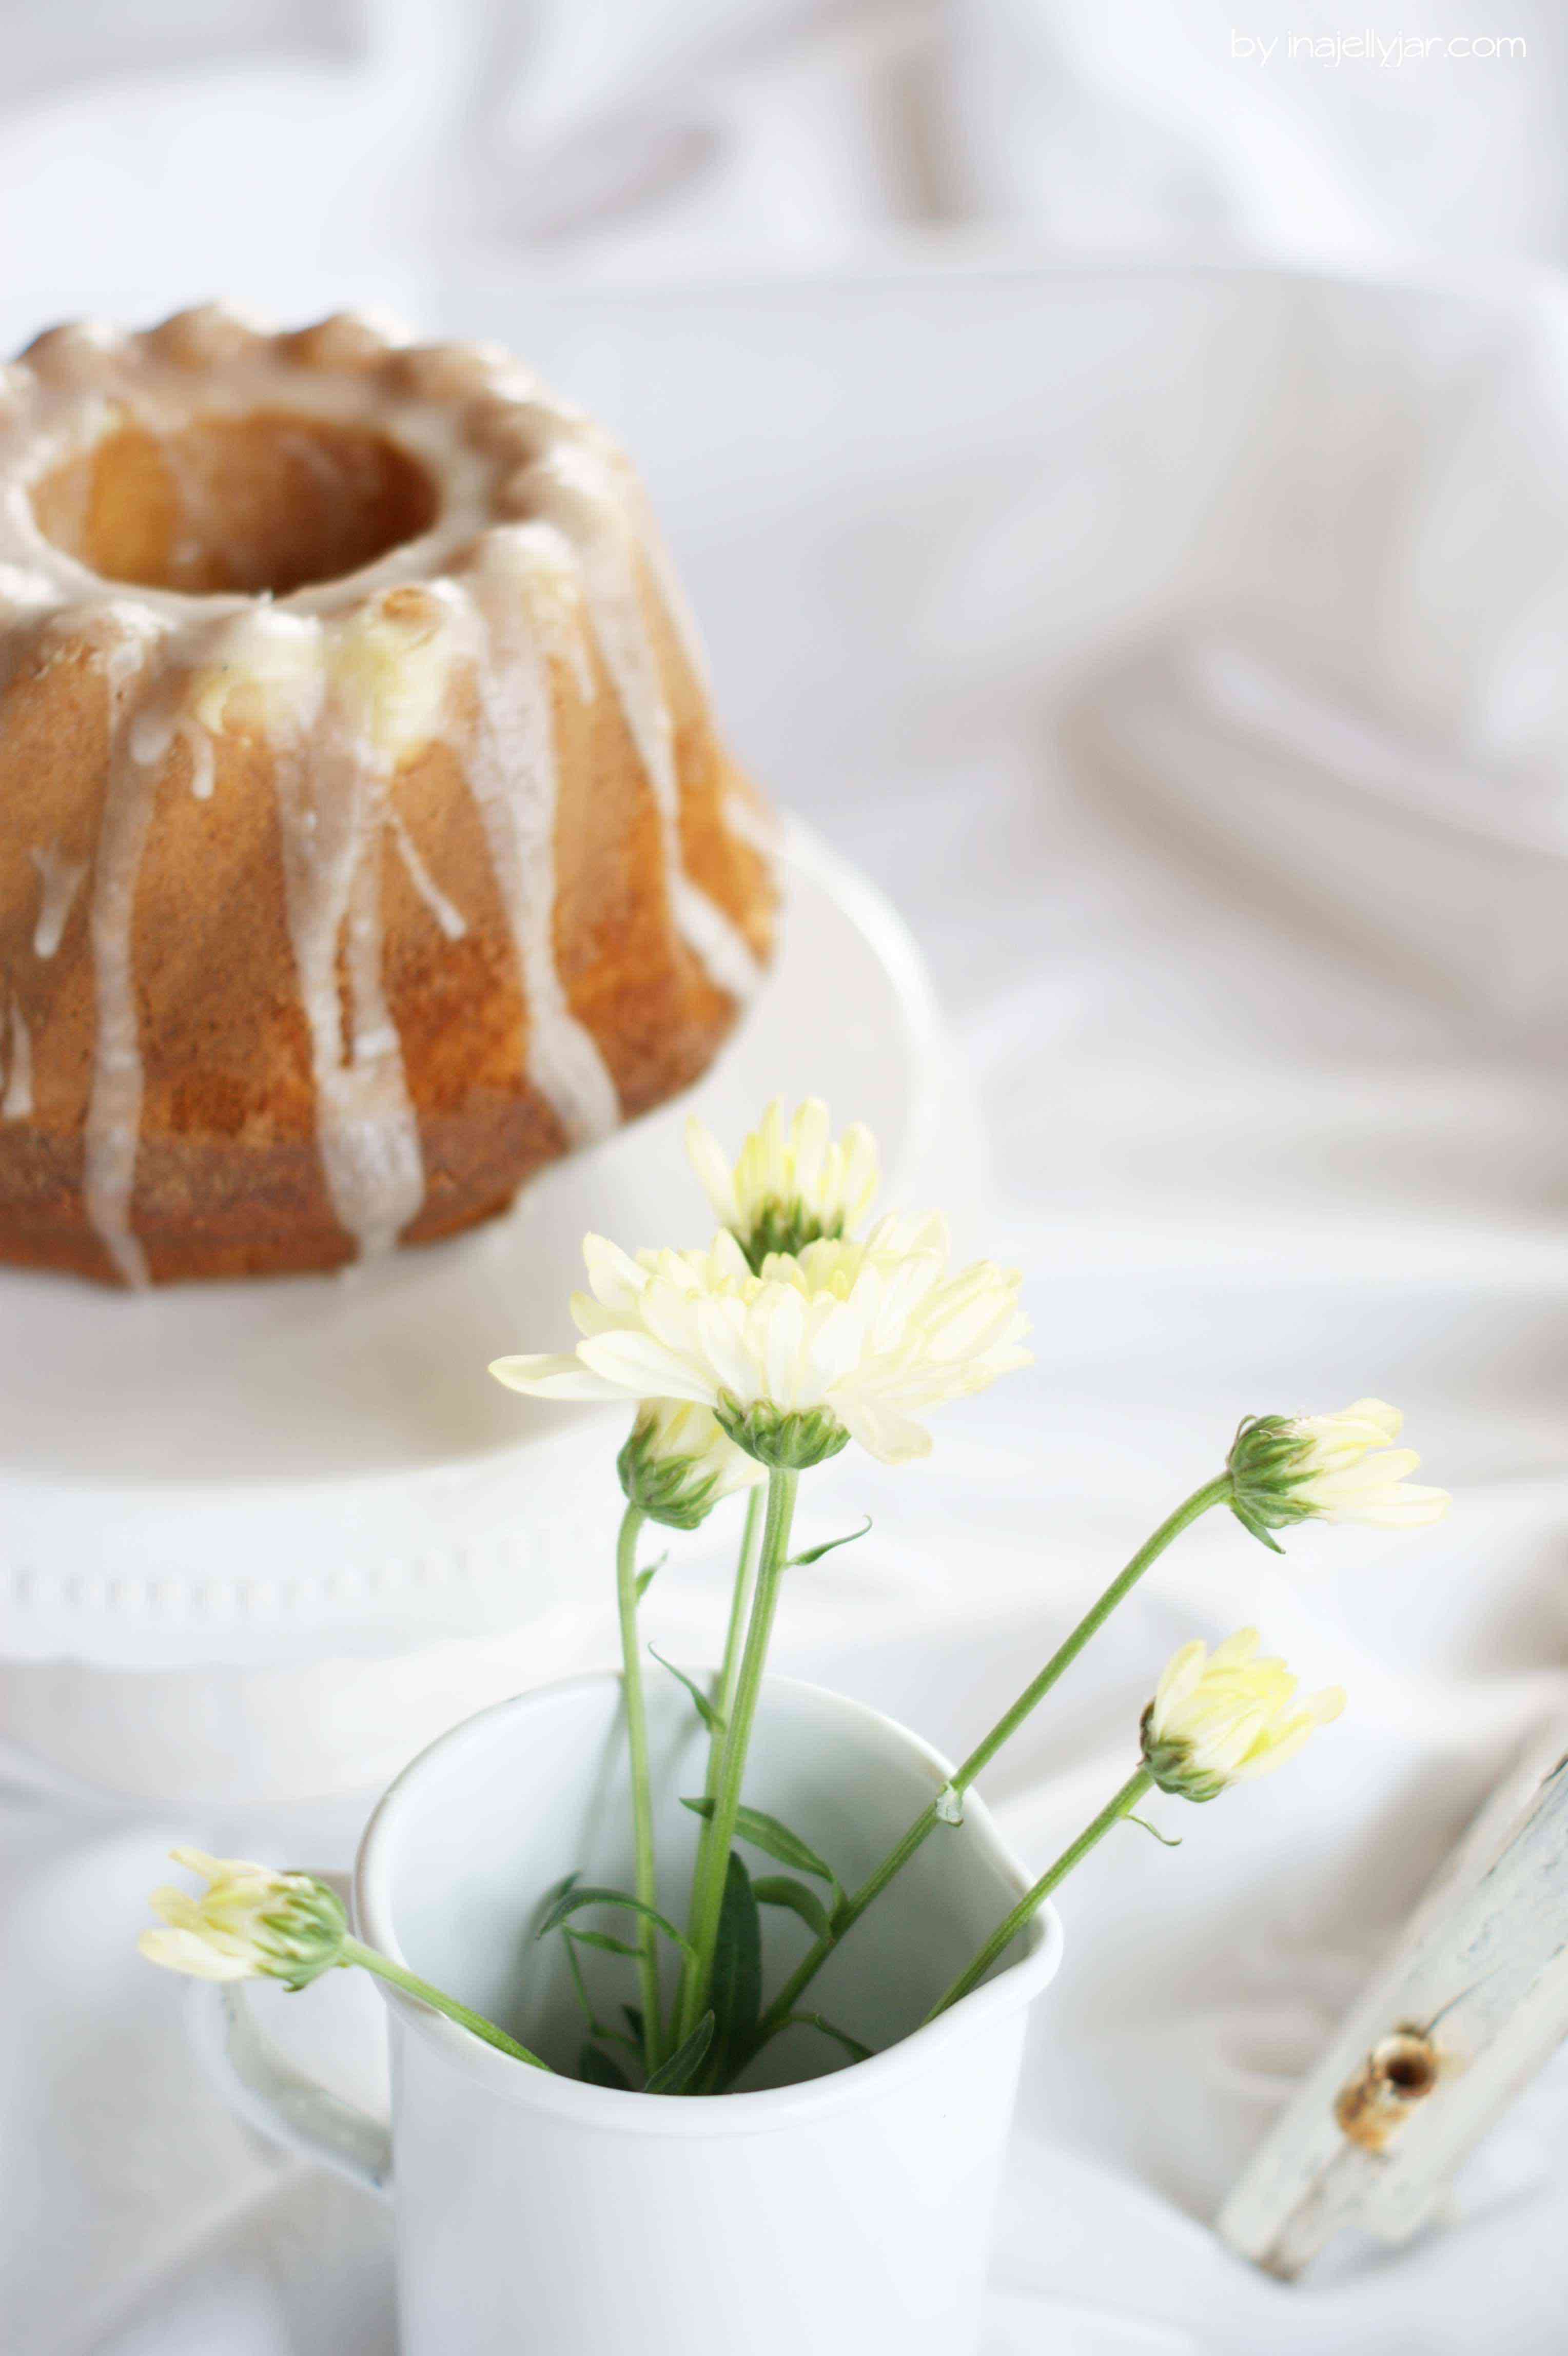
1128,1813,1183,1849
787,1516,873,1569
534,1882,694,1960
752,1875,832,1941
644,2012,715,2095
530,1871,579,1938
635,1552,669,1599
565,1928,643,1958
783,2013,873,2067
622,2004,645,2047
707,1852,762,2090
648,1647,723,1735
559,1926,601,2036
579,2041,632,2090
679,1799,837,1887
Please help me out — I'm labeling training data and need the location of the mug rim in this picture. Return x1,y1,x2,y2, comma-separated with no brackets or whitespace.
355,1668,1064,2138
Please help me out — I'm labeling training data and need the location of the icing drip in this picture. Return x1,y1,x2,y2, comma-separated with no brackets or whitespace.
29,842,87,957
463,531,620,1148
254,610,426,1261
624,472,713,698
1,995,31,1117
389,807,466,940
81,611,169,1286
180,720,216,801
524,442,762,1003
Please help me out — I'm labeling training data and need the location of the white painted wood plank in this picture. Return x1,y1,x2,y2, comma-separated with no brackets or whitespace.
1219,1720,1568,2278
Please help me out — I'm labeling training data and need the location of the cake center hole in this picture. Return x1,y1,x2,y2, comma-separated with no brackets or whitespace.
29,410,440,598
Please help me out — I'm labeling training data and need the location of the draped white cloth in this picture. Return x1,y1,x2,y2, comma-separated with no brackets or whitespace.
5,8,1568,2353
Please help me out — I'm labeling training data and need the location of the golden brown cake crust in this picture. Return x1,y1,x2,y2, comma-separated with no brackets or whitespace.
0,309,775,1285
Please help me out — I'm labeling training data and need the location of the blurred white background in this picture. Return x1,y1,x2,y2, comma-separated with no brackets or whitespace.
1,0,1566,319
6,7,1568,2355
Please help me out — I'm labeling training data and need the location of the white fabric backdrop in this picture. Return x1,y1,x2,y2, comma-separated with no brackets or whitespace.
4,9,1568,2355
0,0,1564,337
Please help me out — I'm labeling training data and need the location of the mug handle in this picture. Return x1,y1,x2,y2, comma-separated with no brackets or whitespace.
187,1870,393,2196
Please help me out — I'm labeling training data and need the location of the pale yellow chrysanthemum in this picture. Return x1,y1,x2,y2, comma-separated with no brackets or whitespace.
685,1098,879,1270
1140,1629,1344,1802
618,1398,767,1529
138,1850,346,1989
1228,1399,1449,1545
491,1215,1030,1467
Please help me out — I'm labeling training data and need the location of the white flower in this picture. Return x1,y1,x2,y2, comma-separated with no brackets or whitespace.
139,1850,347,1988
618,1399,766,1528
489,1214,1030,1467
1228,1399,1449,1545
1141,1629,1345,1803
685,1098,879,1270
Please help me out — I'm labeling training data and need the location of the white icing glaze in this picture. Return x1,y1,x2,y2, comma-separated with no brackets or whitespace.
460,526,620,1149
389,807,466,942
0,308,765,1283
29,841,87,957
80,607,170,1286
519,438,762,1002
221,605,427,1265
181,720,216,801
722,788,785,860
1,994,31,1117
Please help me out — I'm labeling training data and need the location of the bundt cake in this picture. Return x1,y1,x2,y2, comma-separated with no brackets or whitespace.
0,307,774,1285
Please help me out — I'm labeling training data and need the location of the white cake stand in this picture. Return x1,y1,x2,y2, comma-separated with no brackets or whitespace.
0,823,977,1800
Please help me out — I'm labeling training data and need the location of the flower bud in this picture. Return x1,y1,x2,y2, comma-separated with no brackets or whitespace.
617,1400,766,1529
1228,1399,1448,1548
1140,1629,1344,1802
686,1098,879,1273
139,1850,347,1989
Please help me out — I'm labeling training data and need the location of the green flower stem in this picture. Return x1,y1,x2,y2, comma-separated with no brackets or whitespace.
342,1937,553,2071
922,1767,1152,2021
707,1485,766,1802
615,1503,665,2073
750,1472,1231,2046
675,1464,799,2042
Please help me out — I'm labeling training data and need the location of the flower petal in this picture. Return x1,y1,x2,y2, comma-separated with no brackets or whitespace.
487,1353,628,1401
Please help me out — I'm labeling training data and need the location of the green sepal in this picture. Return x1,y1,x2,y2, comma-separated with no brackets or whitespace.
1139,1705,1228,1804
752,1875,832,1940
1226,1415,1321,1540
618,1422,726,1530
737,1202,845,1275
649,1646,724,1734
644,2012,715,2094
714,1393,850,1470
249,1878,350,1991
1228,1497,1286,1554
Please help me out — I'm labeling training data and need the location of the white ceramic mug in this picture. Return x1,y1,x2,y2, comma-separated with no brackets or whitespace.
200,1672,1063,2356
